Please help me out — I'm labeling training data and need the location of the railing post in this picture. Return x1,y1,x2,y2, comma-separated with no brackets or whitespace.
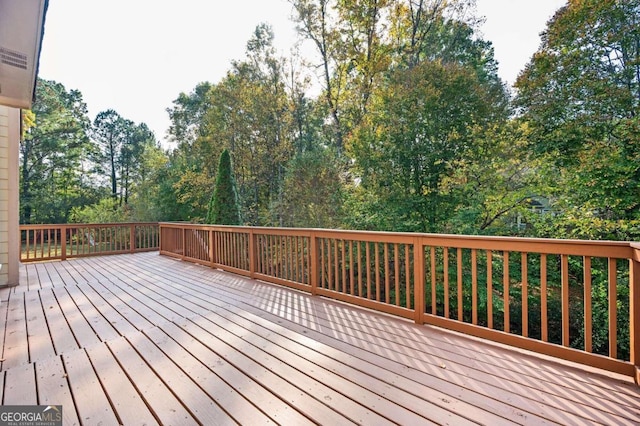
60,225,67,261
413,237,425,324
310,231,318,296
129,224,136,253
630,245,640,385
248,229,256,279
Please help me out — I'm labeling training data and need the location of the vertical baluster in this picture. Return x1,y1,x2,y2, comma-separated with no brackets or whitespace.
350,241,355,296
584,256,592,352
246,233,250,270
504,251,510,333
342,240,347,294
334,239,339,291
541,254,548,341
278,235,287,278
320,238,326,288
487,250,492,329
457,248,463,321
472,249,478,325
431,247,437,314
385,244,390,304
272,235,277,276
219,230,227,265
608,258,617,358
267,234,272,275
26,229,31,260
264,234,269,274
54,228,59,258
235,232,240,268
366,242,371,299
405,245,411,309
562,254,569,346
325,238,333,290
358,242,363,297
303,236,308,284
276,234,281,276
244,232,251,271
291,235,296,281
375,243,380,301
288,236,293,281
522,252,528,337
254,234,260,273
444,248,449,318
394,243,400,306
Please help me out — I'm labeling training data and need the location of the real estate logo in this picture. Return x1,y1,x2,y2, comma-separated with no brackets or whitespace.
0,405,62,426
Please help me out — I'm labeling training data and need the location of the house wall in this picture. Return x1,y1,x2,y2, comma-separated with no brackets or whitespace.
0,105,20,287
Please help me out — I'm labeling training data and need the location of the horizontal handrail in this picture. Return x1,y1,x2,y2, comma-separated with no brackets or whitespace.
20,222,159,262
159,222,640,384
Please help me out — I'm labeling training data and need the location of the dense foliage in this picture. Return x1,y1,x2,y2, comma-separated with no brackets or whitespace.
24,1,639,238
205,149,241,225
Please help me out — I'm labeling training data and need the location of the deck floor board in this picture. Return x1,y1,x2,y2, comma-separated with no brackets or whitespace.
153,321,315,425
85,342,159,425
24,290,56,363
39,288,79,355
35,354,81,425
50,287,101,349
2,293,29,369
108,255,633,424
0,252,638,425
62,348,120,425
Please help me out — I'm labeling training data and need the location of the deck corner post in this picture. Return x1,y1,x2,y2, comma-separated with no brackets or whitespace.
310,231,319,296
249,229,256,279
61,225,67,261
630,245,640,385
413,237,425,324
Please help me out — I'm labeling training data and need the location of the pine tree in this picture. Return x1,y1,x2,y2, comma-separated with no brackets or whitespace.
206,149,241,225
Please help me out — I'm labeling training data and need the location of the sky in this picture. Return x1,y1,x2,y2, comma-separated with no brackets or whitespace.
37,0,567,146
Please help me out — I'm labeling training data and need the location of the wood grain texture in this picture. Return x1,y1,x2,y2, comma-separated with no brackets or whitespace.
0,252,637,425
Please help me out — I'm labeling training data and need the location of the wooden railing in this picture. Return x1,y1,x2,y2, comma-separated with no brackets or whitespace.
20,222,159,262
160,222,640,384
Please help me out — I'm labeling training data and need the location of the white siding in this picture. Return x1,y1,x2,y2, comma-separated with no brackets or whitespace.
0,105,19,286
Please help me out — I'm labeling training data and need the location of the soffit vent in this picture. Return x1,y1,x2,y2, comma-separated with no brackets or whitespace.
0,46,28,69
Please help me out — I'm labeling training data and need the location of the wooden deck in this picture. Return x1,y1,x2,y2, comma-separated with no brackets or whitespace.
0,252,638,425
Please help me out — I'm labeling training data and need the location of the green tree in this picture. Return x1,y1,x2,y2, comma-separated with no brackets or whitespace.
128,141,170,221
348,59,508,232
119,123,156,205
198,24,295,225
92,109,129,202
441,122,541,235
166,82,213,148
515,0,640,240
93,110,156,208
20,79,94,224
278,148,344,228
206,149,241,225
